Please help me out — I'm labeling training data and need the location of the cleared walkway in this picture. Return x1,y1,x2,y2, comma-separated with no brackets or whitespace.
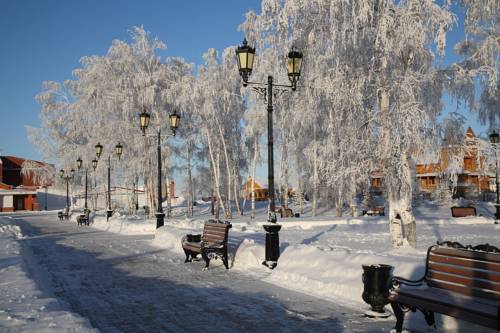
14,213,392,333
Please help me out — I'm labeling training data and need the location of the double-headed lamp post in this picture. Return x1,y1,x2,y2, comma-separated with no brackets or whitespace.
490,131,499,223
139,108,181,229
236,38,303,269
59,168,74,213
91,158,98,210
95,142,123,221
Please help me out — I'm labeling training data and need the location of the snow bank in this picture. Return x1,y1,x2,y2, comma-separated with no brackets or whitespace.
148,215,499,332
0,217,98,332
90,212,156,235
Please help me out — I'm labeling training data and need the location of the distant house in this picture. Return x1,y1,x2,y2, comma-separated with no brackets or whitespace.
0,156,53,212
370,127,492,196
416,127,491,195
241,177,269,201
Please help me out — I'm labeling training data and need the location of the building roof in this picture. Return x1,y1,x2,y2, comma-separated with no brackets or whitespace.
0,188,37,195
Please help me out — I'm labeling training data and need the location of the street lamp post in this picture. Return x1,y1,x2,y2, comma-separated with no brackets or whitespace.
490,131,499,223
76,157,89,211
139,108,181,229
59,168,74,216
92,158,98,211
236,38,303,269
95,142,123,221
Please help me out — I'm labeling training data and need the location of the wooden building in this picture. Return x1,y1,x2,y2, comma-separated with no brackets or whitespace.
371,127,492,195
241,177,269,201
0,156,52,212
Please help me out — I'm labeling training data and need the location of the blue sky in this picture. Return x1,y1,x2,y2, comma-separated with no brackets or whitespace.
0,0,486,163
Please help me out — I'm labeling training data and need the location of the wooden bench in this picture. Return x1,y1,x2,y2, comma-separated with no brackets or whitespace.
278,207,294,218
451,206,477,218
77,209,90,226
58,210,70,221
389,241,500,332
363,206,385,216
181,220,232,269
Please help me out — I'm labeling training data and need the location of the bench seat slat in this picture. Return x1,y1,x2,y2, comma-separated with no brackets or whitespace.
390,287,498,316
431,247,500,264
429,254,500,273
427,279,500,302
203,231,227,237
428,270,500,293
428,262,500,283
203,233,227,242
389,289,498,330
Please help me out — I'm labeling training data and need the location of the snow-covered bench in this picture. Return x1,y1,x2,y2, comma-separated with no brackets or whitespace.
389,241,500,332
362,206,385,216
58,209,70,221
181,220,232,270
276,207,294,218
450,206,476,218
77,209,90,226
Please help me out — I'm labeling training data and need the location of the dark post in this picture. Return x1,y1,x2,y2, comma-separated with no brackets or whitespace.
107,156,112,220
262,75,282,269
44,186,48,210
496,150,499,223
156,129,165,228
267,75,276,222
84,168,88,210
66,178,70,210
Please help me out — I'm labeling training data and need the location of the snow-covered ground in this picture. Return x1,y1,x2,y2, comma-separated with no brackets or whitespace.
2,213,394,332
0,215,97,332
0,198,498,332
86,198,499,332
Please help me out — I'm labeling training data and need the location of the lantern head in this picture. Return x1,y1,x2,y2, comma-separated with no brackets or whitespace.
139,109,151,136
490,131,500,144
59,169,64,178
287,49,303,91
76,157,82,170
169,111,181,135
115,142,123,160
95,142,103,159
92,158,98,170
235,38,255,86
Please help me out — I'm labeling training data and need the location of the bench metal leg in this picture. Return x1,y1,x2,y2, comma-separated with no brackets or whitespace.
223,252,229,269
201,250,210,269
391,302,405,333
423,310,435,327
183,249,192,263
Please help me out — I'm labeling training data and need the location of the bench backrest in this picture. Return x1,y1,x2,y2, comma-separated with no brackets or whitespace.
426,243,500,302
451,206,476,217
202,221,232,245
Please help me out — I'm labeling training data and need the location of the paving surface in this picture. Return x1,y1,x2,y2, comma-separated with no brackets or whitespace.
14,213,394,333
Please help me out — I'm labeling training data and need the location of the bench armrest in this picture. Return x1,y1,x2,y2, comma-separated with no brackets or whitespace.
391,275,425,289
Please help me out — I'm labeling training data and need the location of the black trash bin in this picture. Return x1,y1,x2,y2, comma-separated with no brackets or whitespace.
361,264,393,317
262,224,282,268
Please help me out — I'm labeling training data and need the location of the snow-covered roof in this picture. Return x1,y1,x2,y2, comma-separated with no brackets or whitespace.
0,188,37,195
416,172,439,177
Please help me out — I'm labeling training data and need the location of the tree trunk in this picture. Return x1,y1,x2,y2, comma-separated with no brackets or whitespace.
312,123,319,217
166,175,172,218
186,145,194,217
216,122,233,219
281,134,290,209
206,132,226,218
233,166,242,215
251,137,258,220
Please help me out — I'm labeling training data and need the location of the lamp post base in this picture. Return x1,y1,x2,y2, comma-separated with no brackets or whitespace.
156,212,165,229
106,209,113,221
262,223,282,269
